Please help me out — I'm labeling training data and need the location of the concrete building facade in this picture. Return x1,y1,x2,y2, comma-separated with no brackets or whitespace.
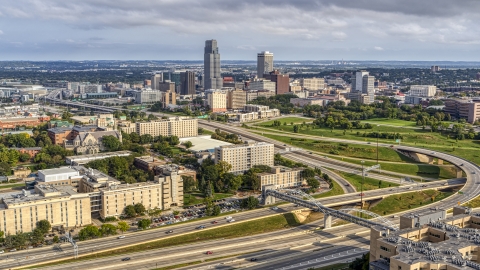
135,117,198,138
444,98,480,123
257,51,274,78
409,85,437,97
300,78,325,90
214,141,274,174
206,90,227,112
227,89,247,110
248,79,276,92
257,166,304,188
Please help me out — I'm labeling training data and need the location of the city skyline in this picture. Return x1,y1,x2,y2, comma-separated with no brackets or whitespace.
1,0,480,61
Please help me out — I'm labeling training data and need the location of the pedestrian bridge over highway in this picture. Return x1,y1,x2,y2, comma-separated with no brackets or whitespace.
262,188,399,231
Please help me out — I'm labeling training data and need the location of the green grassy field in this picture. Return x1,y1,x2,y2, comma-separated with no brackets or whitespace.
184,193,233,206
333,171,399,191
26,213,303,269
261,133,411,162
257,117,313,127
330,157,458,179
361,118,418,127
313,181,345,198
369,190,453,215
251,123,480,164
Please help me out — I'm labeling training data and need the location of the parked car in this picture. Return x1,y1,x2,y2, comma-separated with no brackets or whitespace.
9,248,17,252
0,250,4,254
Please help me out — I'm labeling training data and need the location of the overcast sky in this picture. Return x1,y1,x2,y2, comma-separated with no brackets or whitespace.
1,0,480,61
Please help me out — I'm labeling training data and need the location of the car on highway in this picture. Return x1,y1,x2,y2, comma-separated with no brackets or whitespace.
211,221,218,224
250,258,258,261
117,235,125,239
206,251,213,255
358,193,365,196
165,230,174,234
367,142,371,144
121,257,131,261
271,207,279,210
473,172,477,174
225,216,233,220
196,225,206,229
227,219,235,223
344,183,350,186
431,152,436,154
0,250,4,254
9,249,17,252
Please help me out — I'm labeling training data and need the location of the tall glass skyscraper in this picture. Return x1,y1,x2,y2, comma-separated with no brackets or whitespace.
204,39,223,90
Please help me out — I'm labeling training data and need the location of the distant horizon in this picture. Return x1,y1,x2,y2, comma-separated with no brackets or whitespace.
2,60,480,63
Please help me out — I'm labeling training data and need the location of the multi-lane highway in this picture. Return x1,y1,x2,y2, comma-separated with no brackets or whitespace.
1,179,462,269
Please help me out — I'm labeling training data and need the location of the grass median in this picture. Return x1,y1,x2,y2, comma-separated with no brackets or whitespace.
332,170,400,191
23,213,305,269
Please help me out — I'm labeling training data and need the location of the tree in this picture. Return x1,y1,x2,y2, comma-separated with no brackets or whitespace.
100,224,118,236
36,220,51,234
78,225,101,241
30,228,44,245
168,136,180,146
53,235,59,243
134,203,146,215
102,135,122,151
307,178,320,189
293,125,299,133
223,173,242,192
117,221,130,234
183,141,193,149
137,219,152,230
0,162,11,176
124,205,136,218
300,168,316,180
182,176,197,193
241,196,259,210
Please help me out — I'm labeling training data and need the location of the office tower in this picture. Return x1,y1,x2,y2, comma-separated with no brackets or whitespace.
264,70,289,95
257,51,274,78
151,74,163,90
204,39,223,90
349,71,375,104
159,81,176,92
409,85,437,97
300,78,325,90
180,71,196,95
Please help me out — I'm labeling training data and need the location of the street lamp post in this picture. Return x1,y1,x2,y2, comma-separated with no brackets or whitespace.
376,125,380,164
361,160,365,211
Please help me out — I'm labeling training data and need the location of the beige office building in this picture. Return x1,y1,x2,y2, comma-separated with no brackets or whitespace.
0,185,91,234
214,141,274,173
135,117,198,138
227,89,247,109
257,166,304,188
409,85,437,97
444,98,480,123
300,77,325,90
248,79,276,92
100,175,183,218
206,90,227,112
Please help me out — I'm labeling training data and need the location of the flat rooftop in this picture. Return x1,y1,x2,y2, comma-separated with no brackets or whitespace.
38,167,78,176
179,135,232,152
66,151,131,161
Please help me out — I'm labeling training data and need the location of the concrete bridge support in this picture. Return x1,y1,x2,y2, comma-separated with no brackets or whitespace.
262,185,276,205
324,214,332,229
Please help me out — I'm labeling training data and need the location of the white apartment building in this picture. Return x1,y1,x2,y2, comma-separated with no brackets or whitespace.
206,90,227,112
135,117,198,138
214,142,274,174
409,85,437,97
257,166,305,188
300,77,325,90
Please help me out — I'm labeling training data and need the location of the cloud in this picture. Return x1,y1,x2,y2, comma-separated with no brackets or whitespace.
374,46,384,51
1,0,480,60
0,30,3,35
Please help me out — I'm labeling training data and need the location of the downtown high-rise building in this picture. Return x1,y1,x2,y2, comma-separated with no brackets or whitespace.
151,73,163,90
180,71,196,95
257,51,274,78
204,39,223,90
350,70,375,104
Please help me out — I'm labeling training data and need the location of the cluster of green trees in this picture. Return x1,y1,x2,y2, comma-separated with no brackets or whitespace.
211,129,242,144
123,203,146,218
78,221,130,241
1,220,53,249
198,158,243,196
86,155,152,184
249,94,301,114
33,145,73,170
